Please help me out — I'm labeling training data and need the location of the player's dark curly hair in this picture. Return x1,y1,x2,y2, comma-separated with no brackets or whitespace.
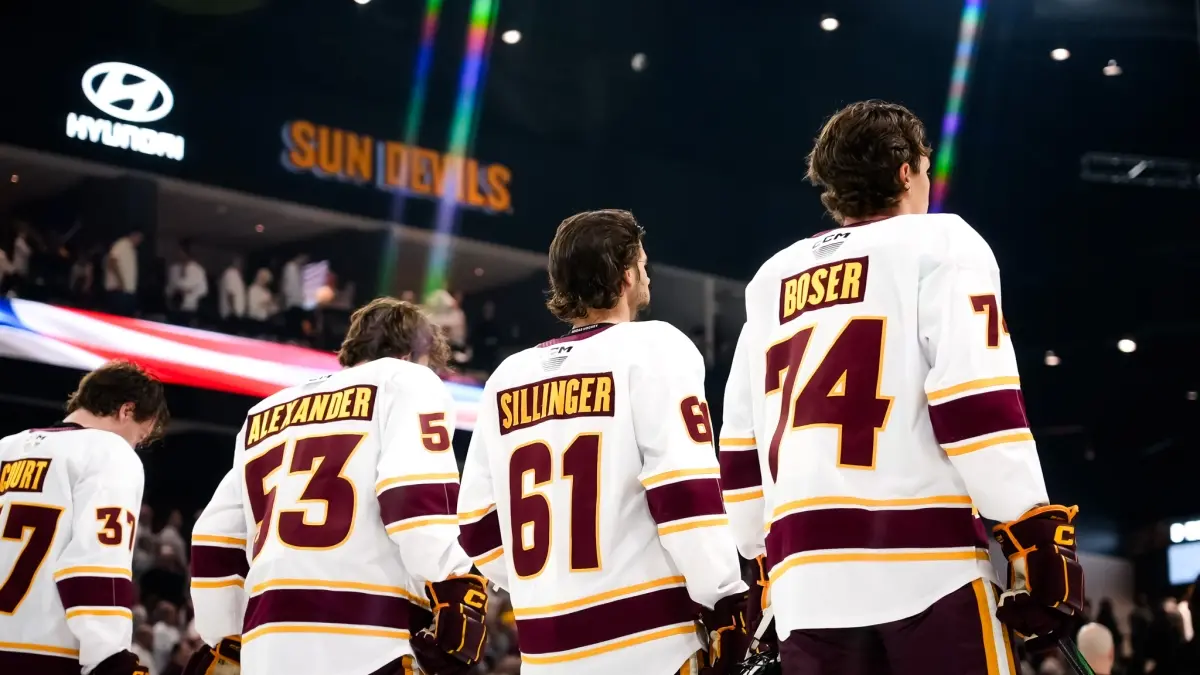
338,297,450,370
546,209,644,322
806,100,932,223
66,360,169,441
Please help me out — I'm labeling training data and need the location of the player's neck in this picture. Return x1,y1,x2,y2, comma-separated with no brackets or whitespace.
62,410,117,435
842,202,922,227
573,304,631,328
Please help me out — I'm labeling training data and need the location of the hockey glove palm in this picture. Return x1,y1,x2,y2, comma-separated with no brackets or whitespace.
411,574,489,675
92,650,151,675
699,592,750,675
993,505,1085,651
180,636,242,675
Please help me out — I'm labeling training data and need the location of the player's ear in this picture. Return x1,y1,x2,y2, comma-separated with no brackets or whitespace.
898,162,912,189
118,402,135,422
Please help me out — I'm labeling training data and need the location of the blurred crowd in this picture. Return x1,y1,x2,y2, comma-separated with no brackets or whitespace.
0,221,498,379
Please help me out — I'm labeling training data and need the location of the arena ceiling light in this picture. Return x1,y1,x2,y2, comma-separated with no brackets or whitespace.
820,15,839,31
631,53,647,72
1044,350,1061,367
354,0,370,5
1103,59,1123,76
501,29,521,44
1117,338,1136,353
1050,48,1070,61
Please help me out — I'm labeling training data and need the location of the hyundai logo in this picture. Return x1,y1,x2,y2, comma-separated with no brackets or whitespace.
81,62,174,124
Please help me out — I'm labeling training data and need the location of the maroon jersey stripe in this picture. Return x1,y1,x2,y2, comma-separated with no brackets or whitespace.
645,478,726,525
929,389,1029,445
718,450,762,491
243,588,430,635
190,545,250,580
766,506,988,563
0,650,79,675
56,576,134,610
515,585,696,656
458,509,503,558
378,483,459,526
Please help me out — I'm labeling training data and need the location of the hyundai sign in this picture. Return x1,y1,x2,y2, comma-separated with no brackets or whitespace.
65,62,185,161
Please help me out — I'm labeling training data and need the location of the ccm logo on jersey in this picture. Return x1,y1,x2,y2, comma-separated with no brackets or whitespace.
498,372,615,435
779,256,869,324
0,458,52,496
246,385,378,448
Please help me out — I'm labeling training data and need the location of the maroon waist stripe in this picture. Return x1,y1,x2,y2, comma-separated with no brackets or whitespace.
379,482,459,525
766,507,988,563
928,389,1028,445
190,545,250,580
718,449,762,491
645,478,726,525
244,588,430,635
56,576,134,610
515,585,697,656
0,650,79,675
459,510,503,558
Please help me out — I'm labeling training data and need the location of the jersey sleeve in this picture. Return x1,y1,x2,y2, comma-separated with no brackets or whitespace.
919,219,1050,522
718,324,768,560
633,325,748,609
190,462,250,647
456,385,510,590
376,366,473,583
52,436,143,672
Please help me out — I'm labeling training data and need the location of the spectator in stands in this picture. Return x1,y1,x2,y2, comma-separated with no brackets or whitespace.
132,624,159,675
426,288,468,364
10,221,32,284
0,246,11,295
68,243,101,307
1095,598,1122,658
158,508,188,563
165,241,208,325
151,600,182,673
281,252,309,337
247,267,279,328
219,256,247,326
1078,623,1115,675
141,544,188,608
104,230,143,316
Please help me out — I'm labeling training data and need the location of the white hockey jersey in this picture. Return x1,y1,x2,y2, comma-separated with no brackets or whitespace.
189,358,473,675
0,423,144,675
720,214,1050,635
457,321,747,675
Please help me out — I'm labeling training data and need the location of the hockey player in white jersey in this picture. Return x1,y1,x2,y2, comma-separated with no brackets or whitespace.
0,360,167,675
457,210,750,675
720,101,1084,675
185,298,487,675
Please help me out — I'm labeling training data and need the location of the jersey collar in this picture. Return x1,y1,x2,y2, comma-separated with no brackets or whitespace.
538,323,617,347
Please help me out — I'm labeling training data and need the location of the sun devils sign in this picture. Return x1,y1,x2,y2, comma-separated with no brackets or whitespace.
65,62,186,161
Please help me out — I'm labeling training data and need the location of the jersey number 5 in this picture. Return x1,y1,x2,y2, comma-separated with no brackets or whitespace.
765,317,893,480
508,433,602,578
245,434,364,558
0,503,64,614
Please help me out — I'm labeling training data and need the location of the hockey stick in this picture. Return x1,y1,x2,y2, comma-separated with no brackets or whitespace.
1055,635,1096,675
744,605,775,660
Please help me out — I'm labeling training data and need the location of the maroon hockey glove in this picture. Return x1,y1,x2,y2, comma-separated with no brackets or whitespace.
180,636,242,675
411,574,489,675
993,505,1085,651
745,555,777,654
91,650,150,675
699,592,750,675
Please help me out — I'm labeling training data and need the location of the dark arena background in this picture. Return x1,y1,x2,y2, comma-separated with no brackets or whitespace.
0,0,1198,672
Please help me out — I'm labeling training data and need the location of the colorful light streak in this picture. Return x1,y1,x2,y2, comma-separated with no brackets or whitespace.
378,0,444,296
931,0,985,213
422,0,499,300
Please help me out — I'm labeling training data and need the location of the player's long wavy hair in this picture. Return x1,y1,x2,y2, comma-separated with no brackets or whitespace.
338,297,450,370
545,209,644,322
66,360,170,442
806,100,932,223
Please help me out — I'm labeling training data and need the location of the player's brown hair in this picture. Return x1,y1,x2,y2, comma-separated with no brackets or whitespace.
546,209,645,322
337,297,450,370
806,100,932,223
66,360,169,439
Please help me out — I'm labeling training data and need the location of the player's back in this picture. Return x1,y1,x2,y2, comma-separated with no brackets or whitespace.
728,214,1047,634
458,322,742,674
194,358,460,675
0,424,142,674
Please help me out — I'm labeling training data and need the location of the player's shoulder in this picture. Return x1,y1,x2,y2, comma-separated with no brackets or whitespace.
54,427,144,476
902,212,996,267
